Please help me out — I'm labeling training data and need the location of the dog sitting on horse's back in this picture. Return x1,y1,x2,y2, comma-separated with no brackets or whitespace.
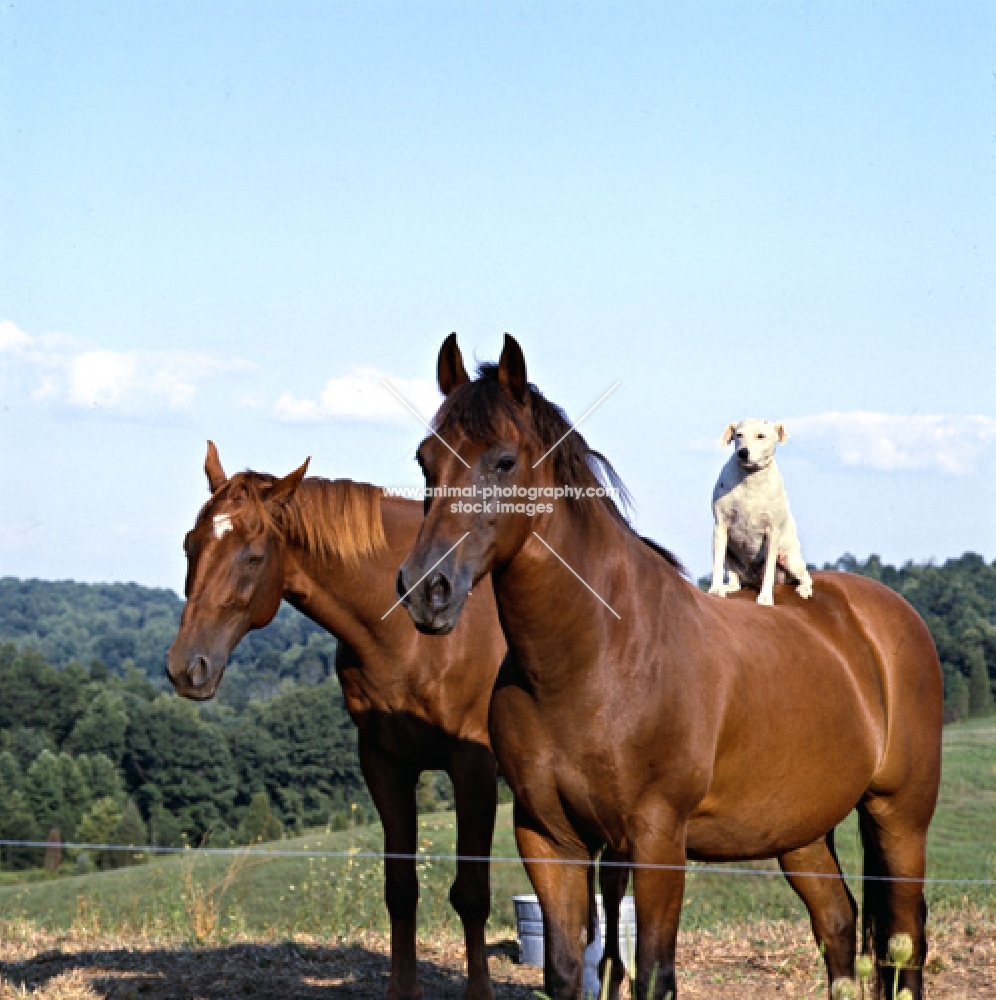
709,418,813,607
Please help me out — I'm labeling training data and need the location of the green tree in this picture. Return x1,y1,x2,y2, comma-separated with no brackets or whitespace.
148,803,184,848
65,690,130,763
236,790,284,845
944,671,970,722
77,796,123,869
0,749,23,794
0,789,42,870
78,752,126,804
968,647,993,717
56,753,93,834
24,750,69,838
108,800,148,868
8,727,53,771
236,680,368,830
125,695,238,842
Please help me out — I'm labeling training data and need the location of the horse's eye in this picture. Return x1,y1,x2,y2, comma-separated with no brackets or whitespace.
496,456,516,475
243,546,265,566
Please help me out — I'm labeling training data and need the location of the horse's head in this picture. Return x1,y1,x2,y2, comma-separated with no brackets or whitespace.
399,333,628,634
166,442,309,699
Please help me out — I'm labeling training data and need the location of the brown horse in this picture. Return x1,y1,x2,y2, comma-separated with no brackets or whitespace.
166,442,506,1000
398,335,943,1000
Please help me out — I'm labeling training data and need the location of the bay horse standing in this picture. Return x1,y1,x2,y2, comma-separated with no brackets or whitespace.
398,335,943,1000
167,442,505,1000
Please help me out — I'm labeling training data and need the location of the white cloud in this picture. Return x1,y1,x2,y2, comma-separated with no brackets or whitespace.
275,366,442,424
68,350,138,407
0,319,33,353
789,411,996,475
0,319,254,414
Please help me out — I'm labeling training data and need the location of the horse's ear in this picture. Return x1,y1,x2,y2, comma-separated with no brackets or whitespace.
774,422,789,444
205,440,228,493
719,422,738,447
270,458,310,504
437,333,470,396
497,333,528,405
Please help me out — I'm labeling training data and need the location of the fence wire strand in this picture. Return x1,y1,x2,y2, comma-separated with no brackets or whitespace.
2,840,993,885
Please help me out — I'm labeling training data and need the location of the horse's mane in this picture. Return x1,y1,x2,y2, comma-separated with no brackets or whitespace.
433,361,686,576
209,473,387,566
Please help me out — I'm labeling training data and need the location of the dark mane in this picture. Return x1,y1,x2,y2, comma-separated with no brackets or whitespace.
433,361,686,576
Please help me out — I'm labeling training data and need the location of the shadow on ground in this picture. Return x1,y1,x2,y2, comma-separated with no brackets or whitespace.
1,939,541,999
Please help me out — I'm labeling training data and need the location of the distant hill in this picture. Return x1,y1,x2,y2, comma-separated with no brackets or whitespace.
0,577,337,707
0,578,364,856
2,552,993,719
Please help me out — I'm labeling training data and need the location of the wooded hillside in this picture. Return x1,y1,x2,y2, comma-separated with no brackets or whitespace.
1,553,992,868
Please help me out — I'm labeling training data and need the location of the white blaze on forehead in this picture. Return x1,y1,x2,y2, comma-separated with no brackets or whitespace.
212,514,234,538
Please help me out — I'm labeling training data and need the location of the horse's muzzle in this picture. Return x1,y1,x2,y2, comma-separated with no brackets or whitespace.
396,559,469,635
166,645,223,700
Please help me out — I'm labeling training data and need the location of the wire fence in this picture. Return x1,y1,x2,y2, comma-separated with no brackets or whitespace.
2,840,994,885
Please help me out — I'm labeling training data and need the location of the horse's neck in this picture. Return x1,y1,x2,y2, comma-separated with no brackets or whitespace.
495,503,683,686
281,494,421,656
496,505,624,666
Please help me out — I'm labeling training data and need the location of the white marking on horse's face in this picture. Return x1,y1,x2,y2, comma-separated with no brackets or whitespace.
212,513,234,539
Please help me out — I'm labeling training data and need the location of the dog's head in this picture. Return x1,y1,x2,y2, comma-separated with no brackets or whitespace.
720,418,787,472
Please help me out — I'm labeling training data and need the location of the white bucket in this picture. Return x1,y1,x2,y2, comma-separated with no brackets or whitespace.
512,894,636,994
512,895,546,967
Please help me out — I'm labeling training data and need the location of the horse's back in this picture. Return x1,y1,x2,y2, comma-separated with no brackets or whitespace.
682,570,941,857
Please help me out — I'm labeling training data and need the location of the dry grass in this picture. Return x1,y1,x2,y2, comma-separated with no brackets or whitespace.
1,907,991,999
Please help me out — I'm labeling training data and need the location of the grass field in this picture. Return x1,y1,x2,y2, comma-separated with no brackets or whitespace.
0,718,992,941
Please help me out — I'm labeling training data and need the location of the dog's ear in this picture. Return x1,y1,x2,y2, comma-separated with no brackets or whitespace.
774,422,789,444
720,422,738,447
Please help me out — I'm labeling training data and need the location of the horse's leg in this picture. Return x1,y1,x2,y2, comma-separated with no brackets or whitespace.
514,802,589,999
359,737,422,1000
778,832,857,989
858,796,930,1000
597,851,630,1000
447,741,498,1000
631,820,687,1000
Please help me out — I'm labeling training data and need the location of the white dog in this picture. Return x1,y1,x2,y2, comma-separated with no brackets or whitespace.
709,418,813,607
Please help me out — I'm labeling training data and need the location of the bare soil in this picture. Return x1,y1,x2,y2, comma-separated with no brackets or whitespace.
1,912,992,999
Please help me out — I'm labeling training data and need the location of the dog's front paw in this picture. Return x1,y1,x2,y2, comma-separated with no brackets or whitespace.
708,585,729,598
757,592,774,607
796,579,813,599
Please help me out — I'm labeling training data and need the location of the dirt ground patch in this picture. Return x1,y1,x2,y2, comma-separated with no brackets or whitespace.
1,912,992,999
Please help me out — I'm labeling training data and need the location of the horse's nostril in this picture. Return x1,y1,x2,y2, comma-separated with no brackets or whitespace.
396,568,408,602
187,655,211,688
428,572,452,611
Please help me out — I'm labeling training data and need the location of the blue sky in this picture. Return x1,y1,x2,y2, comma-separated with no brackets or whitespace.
1,2,994,591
